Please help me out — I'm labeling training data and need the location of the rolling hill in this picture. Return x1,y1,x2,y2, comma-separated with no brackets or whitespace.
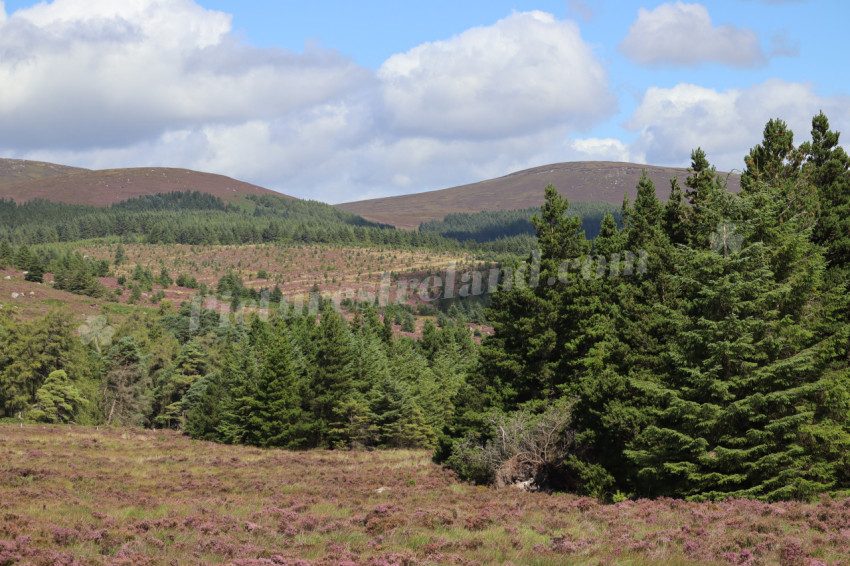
0,159,288,206
0,158,88,186
336,161,742,229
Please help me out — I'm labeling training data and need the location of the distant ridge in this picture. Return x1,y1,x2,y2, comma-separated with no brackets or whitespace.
337,161,742,229
0,159,290,206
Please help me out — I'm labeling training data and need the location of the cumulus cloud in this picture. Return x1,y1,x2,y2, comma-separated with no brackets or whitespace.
0,2,617,203
619,2,767,67
625,79,850,170
378,11,616,139
0,0,370,151
570,137,640,163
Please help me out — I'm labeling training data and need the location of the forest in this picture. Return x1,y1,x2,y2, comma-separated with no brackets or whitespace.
419,201,620,243
1,113,848,503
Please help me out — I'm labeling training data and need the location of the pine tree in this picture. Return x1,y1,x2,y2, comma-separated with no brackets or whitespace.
743,118,802,191
479,184,590,409
0,240,13,269
371,374,435,448
628,120,850,501
185,373,226,441
305,305,356,447
103,337,149,426
801,112,850,279
239,322,305,447
113,244,126,266
684,149,730,247
662,177,689,245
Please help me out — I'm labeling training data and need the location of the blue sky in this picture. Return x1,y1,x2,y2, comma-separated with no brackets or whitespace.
0,0,847,202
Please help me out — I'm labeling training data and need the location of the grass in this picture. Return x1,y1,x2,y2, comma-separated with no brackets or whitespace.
2,426,849,565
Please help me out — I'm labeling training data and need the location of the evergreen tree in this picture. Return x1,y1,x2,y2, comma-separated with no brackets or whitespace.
305,306,356,447
684,149,730,246
28,370,85,423
479,184,589,409
662,177,689,245
742,118,802,191
238,322,305,447
185,373,226,441
370,374,435,448
113,244,126,266
628,119,850,501
801,112,850,279
0,239,12,269
103,337,149,426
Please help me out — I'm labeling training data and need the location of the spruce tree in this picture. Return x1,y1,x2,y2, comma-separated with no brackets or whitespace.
0,240,13,269
629,121,850,501
479,184,590,409
306,305,356,447
662,177,689,246
801,112,850,279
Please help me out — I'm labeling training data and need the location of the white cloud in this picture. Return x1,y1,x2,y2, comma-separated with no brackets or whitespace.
625,79,850,170
619,2,767,67
0,0,370,151
378,10,616,138
0,3,619,203
571,137,640,163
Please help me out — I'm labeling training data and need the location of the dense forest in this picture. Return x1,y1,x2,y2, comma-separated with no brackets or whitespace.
419,201,620,242
1,113,848,502
0,190,536,254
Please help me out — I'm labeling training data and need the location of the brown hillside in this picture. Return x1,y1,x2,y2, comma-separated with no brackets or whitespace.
0,158,88,187
0,164,289,206
337,161,742,229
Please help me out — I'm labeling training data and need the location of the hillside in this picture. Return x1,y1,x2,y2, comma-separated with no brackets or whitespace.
337,161,742,229
0,158,88,186
0,160,288,206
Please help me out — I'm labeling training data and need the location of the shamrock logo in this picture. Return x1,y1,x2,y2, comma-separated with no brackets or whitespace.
78,315,116,353
709,222,744,258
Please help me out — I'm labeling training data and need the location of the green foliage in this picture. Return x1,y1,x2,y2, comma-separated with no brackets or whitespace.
50,252,106,297
27,370,85,423
113,244,126,266
419,201,620,249
444,114,850,501
103,337,149,426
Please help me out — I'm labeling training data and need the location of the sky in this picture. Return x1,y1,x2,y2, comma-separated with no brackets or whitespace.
0,0,847,203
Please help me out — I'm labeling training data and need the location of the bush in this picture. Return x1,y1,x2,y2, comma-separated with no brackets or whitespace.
446,402,575,490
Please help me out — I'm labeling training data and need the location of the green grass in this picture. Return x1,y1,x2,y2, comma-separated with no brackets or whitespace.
2,425,849,565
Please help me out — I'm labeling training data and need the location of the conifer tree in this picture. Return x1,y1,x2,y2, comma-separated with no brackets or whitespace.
185,373,226,441
684,149,729,246
479,184,590,409
629,120,850,501
305,305,356,447
0,239,13,269
28,370,85,423
240,322,304,447
662,177,689,246
801,112,850,279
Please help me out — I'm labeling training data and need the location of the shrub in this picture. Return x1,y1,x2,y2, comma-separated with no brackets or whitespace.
446,401,575,490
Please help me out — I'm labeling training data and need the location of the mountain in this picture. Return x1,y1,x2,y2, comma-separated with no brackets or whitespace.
336,161,742,229
0,159,288,206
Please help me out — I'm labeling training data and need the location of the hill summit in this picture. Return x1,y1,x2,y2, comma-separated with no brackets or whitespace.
337,161,742,229
0,159,288,206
